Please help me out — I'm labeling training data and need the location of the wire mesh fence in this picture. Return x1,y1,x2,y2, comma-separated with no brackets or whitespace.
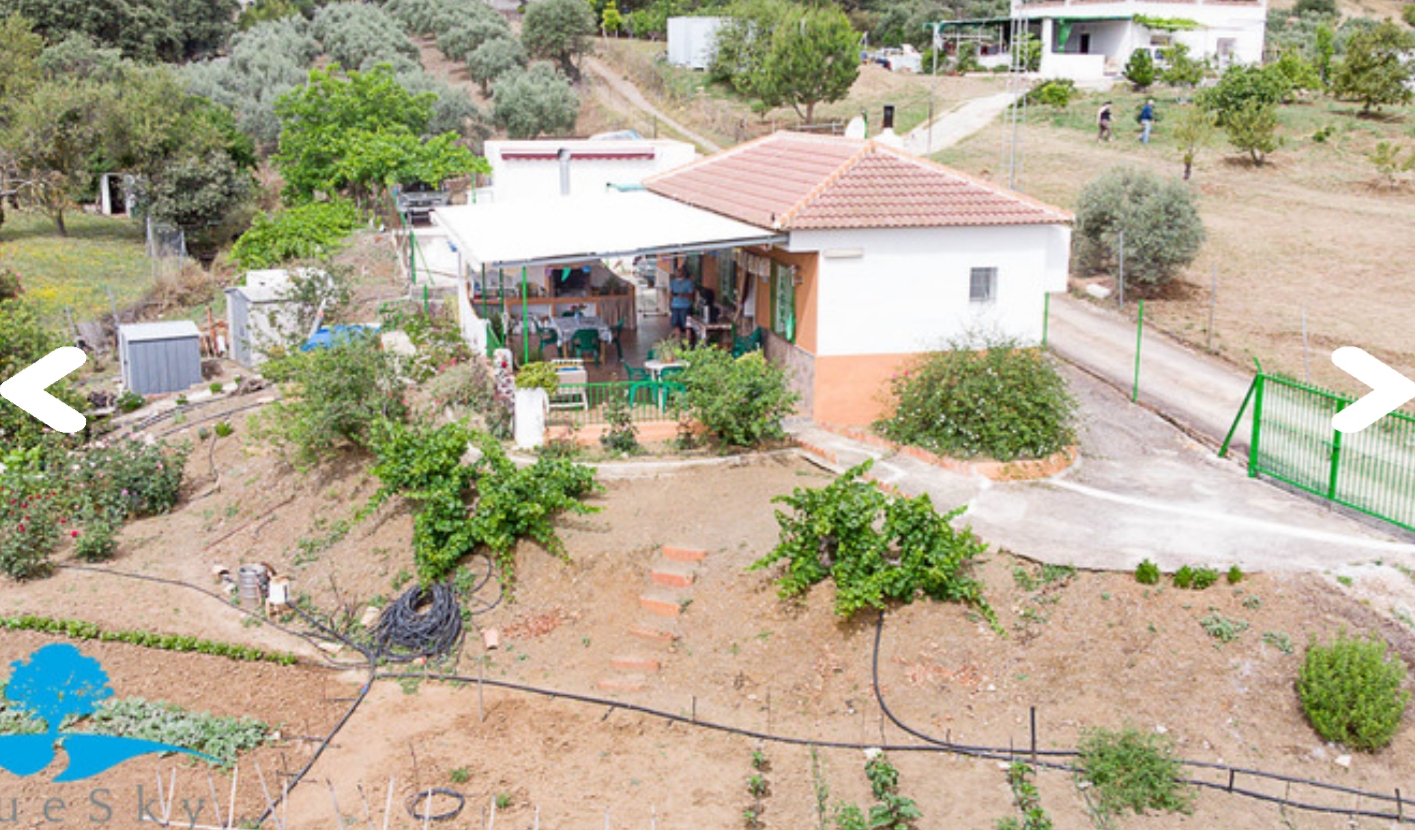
1248,373,1415,532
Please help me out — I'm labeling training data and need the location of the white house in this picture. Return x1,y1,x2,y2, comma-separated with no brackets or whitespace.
666,16,725,70
1012,0,1267,82
643,132,1072,426
479,138,698,203
432,132,1071,428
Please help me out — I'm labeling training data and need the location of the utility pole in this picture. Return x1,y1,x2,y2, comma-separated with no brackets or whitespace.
924,22,945,150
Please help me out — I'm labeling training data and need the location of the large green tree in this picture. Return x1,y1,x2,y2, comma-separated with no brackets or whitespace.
468,36,527,96
491,63,579,139
759,5,860,123
1,78,110,235
275,63,485,203
713,0,860,122
1331,20,1415,112
147,151,254,261
1073,167,1206,288
521,0,596,80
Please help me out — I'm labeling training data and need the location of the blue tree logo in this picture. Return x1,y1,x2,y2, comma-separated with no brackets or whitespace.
0,644,214,781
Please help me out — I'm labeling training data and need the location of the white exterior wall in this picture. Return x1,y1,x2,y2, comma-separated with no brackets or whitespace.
667,17,724,69
791,224,1070,357
1034,0,1266,79
484,140,698,203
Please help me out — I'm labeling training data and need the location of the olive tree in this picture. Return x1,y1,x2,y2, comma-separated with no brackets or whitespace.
521,0,595,80
491,63,578,139
1073,167,1206,289
1331,20,1415,112
468,36,526,96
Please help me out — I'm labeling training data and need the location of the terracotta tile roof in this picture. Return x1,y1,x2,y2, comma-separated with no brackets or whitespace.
644,131,1071,231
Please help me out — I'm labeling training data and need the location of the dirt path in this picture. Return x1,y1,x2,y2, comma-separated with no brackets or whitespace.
582,55,724,153
903,90,1018,156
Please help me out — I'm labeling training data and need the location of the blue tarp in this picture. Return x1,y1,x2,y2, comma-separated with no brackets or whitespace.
300,325,381,351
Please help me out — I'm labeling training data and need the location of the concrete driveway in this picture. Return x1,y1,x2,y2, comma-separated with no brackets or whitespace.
792,365,1415,574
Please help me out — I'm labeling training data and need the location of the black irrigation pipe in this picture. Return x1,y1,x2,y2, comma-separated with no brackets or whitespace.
868,610,1415,825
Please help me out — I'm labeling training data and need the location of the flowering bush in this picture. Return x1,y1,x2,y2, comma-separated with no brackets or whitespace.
877,336,1077,462
69,437,190,522
0,484,59,580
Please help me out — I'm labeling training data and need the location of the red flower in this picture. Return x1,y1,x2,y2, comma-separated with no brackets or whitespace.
71,530,79,538
17,524,24,532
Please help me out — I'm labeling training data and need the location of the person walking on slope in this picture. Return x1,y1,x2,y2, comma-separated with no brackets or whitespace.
1138,98,1155,145
1097,101,1113,142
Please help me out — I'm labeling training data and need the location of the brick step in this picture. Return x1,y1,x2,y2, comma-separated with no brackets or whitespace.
628,622,680,642
639,589,691,618
597,675,649,692
610,655,661,672
662,545,707,563
650,559,698,589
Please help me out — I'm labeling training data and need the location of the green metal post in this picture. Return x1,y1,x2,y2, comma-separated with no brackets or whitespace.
1248,371,1265,478
1327,422,1343,500
1131,300,1144,403
520,265,529,366
1041,293,1050,348
409,229,417,284
1218,376,1258,459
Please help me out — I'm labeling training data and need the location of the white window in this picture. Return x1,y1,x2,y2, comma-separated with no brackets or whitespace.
969,267,997,303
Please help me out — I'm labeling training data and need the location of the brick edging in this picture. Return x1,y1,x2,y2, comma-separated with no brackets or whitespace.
806,425,1078,482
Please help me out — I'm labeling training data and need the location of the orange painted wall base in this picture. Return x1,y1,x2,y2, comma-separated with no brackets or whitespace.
811,353,914,427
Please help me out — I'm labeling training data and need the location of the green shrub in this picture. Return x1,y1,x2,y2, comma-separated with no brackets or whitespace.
877,337,1076,462
70,436,190,521
1190,566,1219,589
515,361,559,396
1198,63,1292,121
750,461,994,624
1073,167,1206,288
214,421,234,438
74,519,118,561
252,335,407,465
0,483,59,580
1224,102,1282,166
367,421,599,584
678,345,799,448
1298,631,1409,750
1135,559,1160,585
1124,48,1155,90
1077,727,1192,817
1200,611,1248,643
231,200,360,269
1025,79,1076,108
1172,565,1194,589
116,391,145,412
599,394,640,455
1227,565,1243,584
1403,4,1415,27
0,299,85,450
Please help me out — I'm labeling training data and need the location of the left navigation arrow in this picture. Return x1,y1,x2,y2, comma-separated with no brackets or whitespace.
0,347,87,434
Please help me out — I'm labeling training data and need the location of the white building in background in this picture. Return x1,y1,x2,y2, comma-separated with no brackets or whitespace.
1011,0,1267,82
666,16,725,70
478,138,698,203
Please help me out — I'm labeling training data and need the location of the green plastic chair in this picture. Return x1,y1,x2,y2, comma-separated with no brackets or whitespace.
570,328,601,365
624,364,653,406
656,366,687,409
537,324,559,358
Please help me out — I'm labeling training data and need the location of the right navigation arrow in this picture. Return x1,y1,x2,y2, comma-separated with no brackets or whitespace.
1331,347,1415,434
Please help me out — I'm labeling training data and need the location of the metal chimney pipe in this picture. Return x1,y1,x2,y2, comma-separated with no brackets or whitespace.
558,147,571,196
882,105,896,130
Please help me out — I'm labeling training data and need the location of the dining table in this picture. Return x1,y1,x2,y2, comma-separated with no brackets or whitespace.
548,314,613,345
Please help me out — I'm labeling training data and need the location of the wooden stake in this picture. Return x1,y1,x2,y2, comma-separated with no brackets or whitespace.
381,778,395,830
1029,707,1037,765
488,797,497,830
255,761,283,830
604,806,611,830
326,779,343,830
357,784,375,830
534,806,540,830
478,659,486,723
206,772,222,830
227,764,239,829
422,790,432,830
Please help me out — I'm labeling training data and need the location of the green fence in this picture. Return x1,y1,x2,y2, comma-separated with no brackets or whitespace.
1230,372,1415,532
547,382,684,428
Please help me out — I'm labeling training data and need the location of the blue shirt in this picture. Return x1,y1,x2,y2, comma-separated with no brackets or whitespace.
1140,103,1154,122
670,276,694,309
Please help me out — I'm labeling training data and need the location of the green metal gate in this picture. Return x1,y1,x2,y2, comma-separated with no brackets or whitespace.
1225,371,1415,532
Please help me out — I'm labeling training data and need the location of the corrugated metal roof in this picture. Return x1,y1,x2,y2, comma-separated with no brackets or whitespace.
644,131,1072,231
120,321,201,342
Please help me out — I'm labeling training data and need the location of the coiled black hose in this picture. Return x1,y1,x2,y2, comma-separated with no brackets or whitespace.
371,583,464,662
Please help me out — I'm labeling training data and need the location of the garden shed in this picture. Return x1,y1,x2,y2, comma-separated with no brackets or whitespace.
225,269,304,367
118,321,203,396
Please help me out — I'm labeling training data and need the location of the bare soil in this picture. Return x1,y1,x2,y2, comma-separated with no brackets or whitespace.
936,102,1415,398
3,418,1413,828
